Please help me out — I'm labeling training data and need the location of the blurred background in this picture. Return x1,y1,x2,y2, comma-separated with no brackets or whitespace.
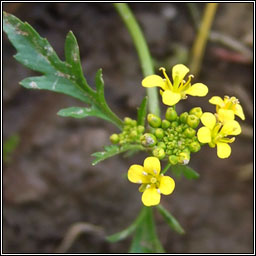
3,3,253,253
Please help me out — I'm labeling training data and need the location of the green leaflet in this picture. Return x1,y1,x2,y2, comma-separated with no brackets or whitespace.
3,12,123,130
137,96,148,126
171,165,200,180
156,205,185,235
57,106,114,123
91,144,144,166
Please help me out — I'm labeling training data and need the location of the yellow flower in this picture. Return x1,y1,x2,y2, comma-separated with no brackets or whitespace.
209,96,245,122
127,157,175,206
197,112,241,158
142,64,208,106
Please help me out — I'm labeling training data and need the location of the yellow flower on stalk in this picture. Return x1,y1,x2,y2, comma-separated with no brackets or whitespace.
142,64,208,106
197,112,241,158
128,157,175,206
209,96,245,122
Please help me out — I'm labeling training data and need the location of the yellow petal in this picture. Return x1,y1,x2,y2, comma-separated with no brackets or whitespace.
142,75,168,90
217,142,231,158
197,127,212,143
200,112,216,129
162,90,181,106
221,120,241,136
172,64,189,85
127,164,149,184
143,157,161,176
159,176,175,195
185,83,208,96
217,109,235,122
234,104,245,120
141,186,161,206
209,96,224,107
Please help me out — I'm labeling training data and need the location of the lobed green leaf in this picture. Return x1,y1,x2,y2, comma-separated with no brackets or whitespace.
91,144,144,166
3,12,123,129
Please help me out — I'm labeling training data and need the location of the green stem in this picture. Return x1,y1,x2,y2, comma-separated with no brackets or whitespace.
114,3,160,116
161,163,171,174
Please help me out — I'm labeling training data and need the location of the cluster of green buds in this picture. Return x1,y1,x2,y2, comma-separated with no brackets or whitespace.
141,107,203,165
110,117,145,145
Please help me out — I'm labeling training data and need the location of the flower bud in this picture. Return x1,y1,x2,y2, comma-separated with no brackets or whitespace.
124,117,132,125
153,147,166,160
157,142,166,149
137,125,145,133
169,155,178,165
155,128,164,139
178,151,190,165
110,133,119,144
131,120,137,127
187,114,200,128
189,107,203,118
175,125,183,133
184,127,196,138
189,141,201,152
130,130,138,139
179,112,189,123
165,107,178,121
161,120,171,129
147,114,161,128
140,133,157,147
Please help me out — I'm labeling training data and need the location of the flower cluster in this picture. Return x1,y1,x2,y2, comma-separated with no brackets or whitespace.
122,64,245,206
197,96,244,158
140,107,202,165
110,117,145,145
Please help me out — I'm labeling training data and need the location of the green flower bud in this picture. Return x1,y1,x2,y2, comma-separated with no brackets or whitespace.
179,112,189,123
189,141,201,152
175,125,183,133
155,128,164,139
189,107,203,118
165,107,178,121
147,114,161,128
124,117,132,125
184,127,196,138
187,114,200,128
161,120,171,129
130,130,138,139
157,142,166,149
153,147,166,160
169,155,178,165
141,133,157,147
110,133,119,144
131,120,137,127
178,151,190,165
171,121,179,128
137,125,145,133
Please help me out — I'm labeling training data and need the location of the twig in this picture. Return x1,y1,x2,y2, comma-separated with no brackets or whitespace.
55,222,105,253
190,3,219,76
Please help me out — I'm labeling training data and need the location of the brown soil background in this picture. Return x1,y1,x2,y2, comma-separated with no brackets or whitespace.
3,3,254,253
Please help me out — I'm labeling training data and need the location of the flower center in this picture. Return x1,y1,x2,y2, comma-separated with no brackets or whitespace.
150,177,157,184
224,96,239,110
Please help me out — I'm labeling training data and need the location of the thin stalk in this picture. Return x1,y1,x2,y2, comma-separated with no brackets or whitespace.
114,3,160,116
190,3,219,75
161,163,171,174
